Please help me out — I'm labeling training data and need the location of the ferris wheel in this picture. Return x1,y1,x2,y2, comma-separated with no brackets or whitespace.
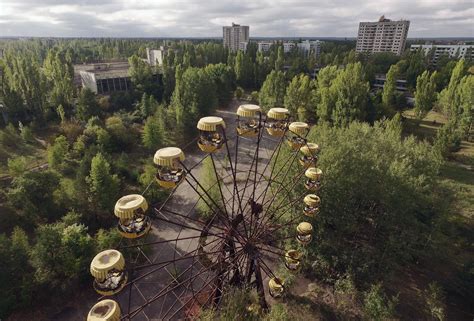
86,105,322,321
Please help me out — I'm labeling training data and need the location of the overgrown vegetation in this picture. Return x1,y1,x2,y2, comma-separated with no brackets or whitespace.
0,37,472,319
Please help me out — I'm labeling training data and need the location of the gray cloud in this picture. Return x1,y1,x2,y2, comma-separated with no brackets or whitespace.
0,0,473,37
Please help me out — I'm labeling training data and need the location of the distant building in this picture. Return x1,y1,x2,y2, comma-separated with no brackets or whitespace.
79,61,132,94
410,44,474,63
372,73,408,92
257,42,274,52
282,42,296,53
356,16,410,56
239,42,248,52
146,47,165,66
297,40,322,57
257,40,322,57
223,23,250,52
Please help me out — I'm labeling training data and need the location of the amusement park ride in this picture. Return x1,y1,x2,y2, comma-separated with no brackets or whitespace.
86,105,322,321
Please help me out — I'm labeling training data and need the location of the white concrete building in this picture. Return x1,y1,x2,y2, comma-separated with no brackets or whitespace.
356,16,410,56
257,42,274,52
239,42,248,52
146,47,165,66
283,42,296,53
297,40,322,57
223,23,250,52
410,44,474,63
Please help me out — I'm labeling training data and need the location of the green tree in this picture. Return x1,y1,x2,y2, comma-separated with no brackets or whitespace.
275,46,284,71
382,64,400,109
284,73,313,121
259,70,286,112
171,66,217,139
86,152,120,211
313,65,340,122
128,54,154,94
255,51,270,88
0,228,33,318
7,170,62,223
273,120,442,283
142,111,165,150
30,218,95,291
205,63,235,106
43,49,74,109
76,88,100,121
235,51,254,88
414,70,438,119
438,59,466,118
106,116,132,149
7,156,28,177
47,135,69,170
2,52,47,120
332,63,369,126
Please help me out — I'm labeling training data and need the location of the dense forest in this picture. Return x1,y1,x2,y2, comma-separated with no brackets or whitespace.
0,37,472,320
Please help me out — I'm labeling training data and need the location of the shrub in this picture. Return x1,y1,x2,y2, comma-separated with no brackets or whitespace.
363,283,398,321
235,86,244,100
423,282,445,321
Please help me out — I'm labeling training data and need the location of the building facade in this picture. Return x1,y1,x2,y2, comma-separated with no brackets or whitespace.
356,16,410,56
223,23,249,52
79,62,132,95
410,44,474,63
146,47,165,66
257,40,322,57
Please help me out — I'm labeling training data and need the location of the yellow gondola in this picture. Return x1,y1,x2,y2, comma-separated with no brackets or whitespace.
296,222,313,245
287,122,309,150
237,104,261,137
285,250,302,271
87,299,121,321
90,249,128,296
114,194,151,239
303,194,321,218
268,277,285,298
197,116,226,153
154,147,186,189
304,167,323,191
299,143,320,168
265,108,289,137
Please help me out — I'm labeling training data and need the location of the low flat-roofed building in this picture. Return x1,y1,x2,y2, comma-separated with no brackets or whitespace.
373,73,408,92
410,44,474,63
257,41,274,52
77,61,132,94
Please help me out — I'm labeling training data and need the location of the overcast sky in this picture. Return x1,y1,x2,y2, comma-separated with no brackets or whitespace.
0,0,473,38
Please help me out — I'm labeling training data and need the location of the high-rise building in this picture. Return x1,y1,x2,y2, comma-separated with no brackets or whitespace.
356,16,410,56
223,23,249,52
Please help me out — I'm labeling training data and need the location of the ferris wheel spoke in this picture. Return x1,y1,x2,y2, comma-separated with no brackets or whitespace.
256,188,307,233
163,249,246,320
256,256,277,280
253,169,307,235
238,128,286,220
124,247,244,319
180,163,232,224
156,207,228,232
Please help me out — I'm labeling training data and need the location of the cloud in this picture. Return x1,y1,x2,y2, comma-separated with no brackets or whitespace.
0,0,472,37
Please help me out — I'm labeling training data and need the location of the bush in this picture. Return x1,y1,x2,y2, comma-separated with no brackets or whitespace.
7,156,28,177
273,119,443,283
235,86,244,100
363,283,398,321
250,91,259,103
423,282,445,321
